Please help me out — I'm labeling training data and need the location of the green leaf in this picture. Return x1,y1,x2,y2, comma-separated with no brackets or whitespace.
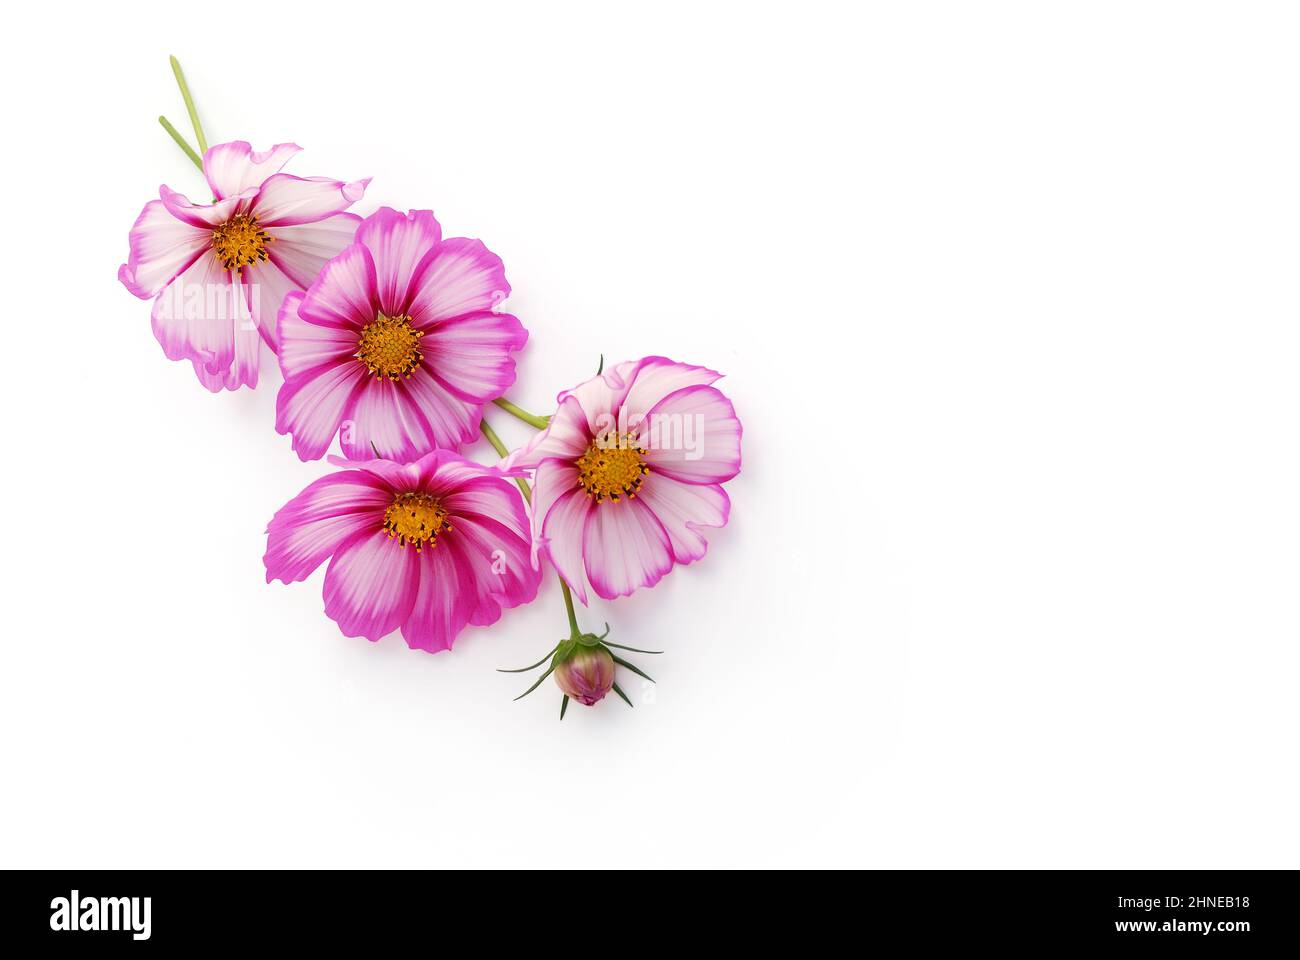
601,641,663,655
610,654,655,684
560,696,570,720
497,643,560,673
611,682,633,708
514,664,556,701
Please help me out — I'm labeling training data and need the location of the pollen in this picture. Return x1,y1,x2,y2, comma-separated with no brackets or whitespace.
211,213,271,271
382,492,452,550
356,314,424,380
575,433,650,503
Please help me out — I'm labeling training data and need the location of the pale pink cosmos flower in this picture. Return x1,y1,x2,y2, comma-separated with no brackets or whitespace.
264,449,541,651
507,357,742,602
119,141,369,391
274,208,528,462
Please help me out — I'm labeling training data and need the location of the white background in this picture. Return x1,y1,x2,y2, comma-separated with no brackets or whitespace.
1,1,1296,868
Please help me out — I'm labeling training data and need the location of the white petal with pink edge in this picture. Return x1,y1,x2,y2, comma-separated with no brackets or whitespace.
504,398,590,471
636,476,730,564
355,209,443,317
539,486,596,605
251,173,369,228
267,213,362,289
298,243,378,329
401,368,481,451
151,253,246,374
339,377,438,463
159,185,247,229
118,200,210,299
276,292,358,380
276,360,366,461
526,458,582,565
423,311,527,401
203,141,302,200
640,384,742,485
240,257,301,350
618,356,723,423
323,529,419,641
407,237,511,326
582,498,674,600
190,324,262,392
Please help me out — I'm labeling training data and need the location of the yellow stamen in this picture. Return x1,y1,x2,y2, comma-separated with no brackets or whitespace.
211,213,271,271
381,492,451,551
356,314,423,380
575,433,650,503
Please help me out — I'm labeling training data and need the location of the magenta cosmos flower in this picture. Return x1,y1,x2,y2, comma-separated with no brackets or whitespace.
507,357,742,602
119,141,368,391
275,207,527,462
264,449,541,651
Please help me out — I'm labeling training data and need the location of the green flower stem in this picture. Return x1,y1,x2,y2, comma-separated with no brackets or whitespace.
480,416,583,643
159,116,204,171
492,397,550,430
169,56,209,156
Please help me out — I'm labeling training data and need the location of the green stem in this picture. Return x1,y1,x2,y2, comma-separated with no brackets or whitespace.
479,417,582,642
159,116,204,171
493,397,550,430
169,55,209,157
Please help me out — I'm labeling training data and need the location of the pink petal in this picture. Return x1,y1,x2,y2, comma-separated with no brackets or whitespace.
557,368,626,436
203,141,302,200
640,385,743,485
441,475,533,544
250,173,370,228
399,537,476,652
150,252,246,374
190,324,262,392
525,457,581,569
539,486,596,605
276,359,366,461
421,311,527,401
159,185,246,229
118,199,210,299
503,398,590,471
582,498,674,600
619,356,723,423
354,208,443,317
266,213,362,289
339,376,437,462
407,237,511,326
635,476,730,564
323,529,419,642
264,471,391,584
276,291,358,380
298,243,379,329
401,367,481,451
445,513,541,628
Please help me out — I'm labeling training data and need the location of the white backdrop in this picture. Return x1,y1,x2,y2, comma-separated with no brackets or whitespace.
1,1,1297,868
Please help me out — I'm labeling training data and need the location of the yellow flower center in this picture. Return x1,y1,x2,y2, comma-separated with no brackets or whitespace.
211,213,271,271
382,492,451,550
356,314,424,380
575,433,650,503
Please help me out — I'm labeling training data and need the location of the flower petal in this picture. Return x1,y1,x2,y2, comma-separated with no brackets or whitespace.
619,356,723,422
407,237,511,326
202,141,302,200
354,208,443,317
539,486,595,605
526,457,581,566
635,476,730,564
503,397,590,471
582,498,674,600
150,252,245,373
401,367,481,451
266,213,362,289
264,471,391,584
159,185,246,229
339,376,437,463
190,324,262,392
323,529,419,642
240,257,300,351
251,173,370,228
399,536,477,652
118,199,210,299
276,291,358,380
640,384,743,485
298,242,379,329
276,359,366,461
421,311,527,402
445,513,541,628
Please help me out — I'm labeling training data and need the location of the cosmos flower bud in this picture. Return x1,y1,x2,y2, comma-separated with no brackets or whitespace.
554,645,616,706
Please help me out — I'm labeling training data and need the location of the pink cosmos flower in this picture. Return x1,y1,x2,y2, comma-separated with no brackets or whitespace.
274,208,528,462
264,449,541,651
507,357,742,602
119,141,369,391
